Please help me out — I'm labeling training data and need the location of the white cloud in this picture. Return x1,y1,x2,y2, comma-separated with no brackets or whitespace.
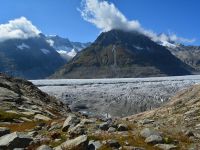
0,17,41,42
79,0,195,44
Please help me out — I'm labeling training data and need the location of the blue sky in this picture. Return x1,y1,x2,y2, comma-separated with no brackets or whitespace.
0,0,199,45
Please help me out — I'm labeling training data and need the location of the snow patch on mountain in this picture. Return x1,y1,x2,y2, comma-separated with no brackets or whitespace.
46,39,54,47
17,43,30,50
66,49,77,57
41,49,50,55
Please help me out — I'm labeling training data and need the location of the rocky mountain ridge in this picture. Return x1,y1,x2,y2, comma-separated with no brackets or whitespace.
0,36,66,79
52,30,192,79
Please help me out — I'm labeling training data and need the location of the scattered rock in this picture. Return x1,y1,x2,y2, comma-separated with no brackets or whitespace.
68,124,86,138
99,122,109,131
54,135,88,150
80,119,95,125
48,124,62,131
50,132,61,140
117,124,128,131
62,115,80,132
108,127,116,133
106,140,120,148
0,132,32,149
123,146,145,150
34,114,51,122
154,144,177,150
145,135,163,144
139,119,155,125
140,128,161,138
88,140,102,150
21,111,35,116
184,130,194,137
0,127,10,137
20,117,32,122
28,131,38,137
36,145,53,150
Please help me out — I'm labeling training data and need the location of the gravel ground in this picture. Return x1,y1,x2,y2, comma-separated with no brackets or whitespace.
31,75,200,117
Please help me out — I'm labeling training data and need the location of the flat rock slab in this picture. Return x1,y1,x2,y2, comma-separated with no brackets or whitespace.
0,132,32,149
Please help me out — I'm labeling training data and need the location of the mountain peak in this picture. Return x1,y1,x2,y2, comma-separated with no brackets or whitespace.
52,29,191,79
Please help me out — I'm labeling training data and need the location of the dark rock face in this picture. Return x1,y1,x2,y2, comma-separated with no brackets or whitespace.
52,30,191,79
0,36,66,79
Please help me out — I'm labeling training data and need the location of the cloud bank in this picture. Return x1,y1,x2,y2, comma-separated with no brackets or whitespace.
79,0,195,44
0,17,41,42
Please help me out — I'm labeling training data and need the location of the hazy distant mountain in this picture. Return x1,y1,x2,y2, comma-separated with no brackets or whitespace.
52,29,191,79
167,45,200,73
0,35,66,79
46,35,91,61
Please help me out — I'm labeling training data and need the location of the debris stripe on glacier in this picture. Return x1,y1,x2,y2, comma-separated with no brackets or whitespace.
31,75,200,86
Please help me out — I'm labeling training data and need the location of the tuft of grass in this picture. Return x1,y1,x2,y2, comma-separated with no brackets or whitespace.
4,121,38,132
0,109,22,122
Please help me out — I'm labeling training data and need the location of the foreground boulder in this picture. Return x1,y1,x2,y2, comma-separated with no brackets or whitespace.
0,132,32,149
0,127,10,137
55,135,88,150
62,115,80,132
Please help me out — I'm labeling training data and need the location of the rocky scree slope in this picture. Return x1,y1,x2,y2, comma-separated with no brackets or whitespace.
126,84,200,149
0,73,199,149
52,30,191,79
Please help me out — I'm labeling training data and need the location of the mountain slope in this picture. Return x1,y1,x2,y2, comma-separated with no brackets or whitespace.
127,83,200,143
0,35,66,79
0,73,70,123
52,30,191,79
168,45,200,73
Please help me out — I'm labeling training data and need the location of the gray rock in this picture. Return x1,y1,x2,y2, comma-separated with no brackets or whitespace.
106,140,120,148
184,130,194,137
37,145,53,150
145,135,163,144
48,124,62,131
28,131,38,137
140,128,161,138
0,132,32,149
139,119,155,125
0,127,10,137
123,146,145,150
80,119,95,125
117,124,128,131
68,124,86,138
108,127,116,133
154,144,177,150
88,140,102,150
34,114,51,122
62,115,80,132
54,135,88,150
99,122,109,131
